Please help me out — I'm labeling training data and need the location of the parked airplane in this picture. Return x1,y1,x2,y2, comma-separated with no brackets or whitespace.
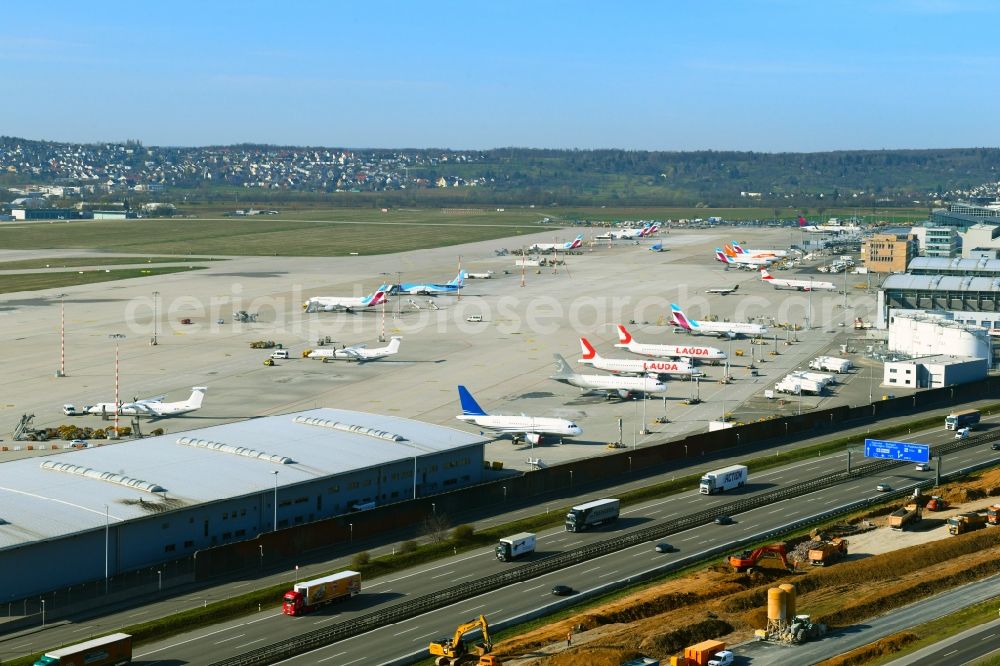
399,272,464,295
799,216,862,234
731,241,787,259
715,248,773,267
670,304,768,339
528,234,584,252
308,337,401,362
551,354,667,399
705,285,739,295
579,338,696,376
760,268,837,291
455,385,582,444
82,387,208,417
614,325,726,360
595,223,658,240
304,287,388,312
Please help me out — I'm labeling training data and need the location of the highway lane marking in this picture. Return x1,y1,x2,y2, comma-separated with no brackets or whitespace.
454,574,474,581
318,652,347,663
393,626,420,636
523,583,545,592
412,632,438,642
580,567,600,574
767,508,783,514
341,658,365,666
128,610,149,618
943,649,958,657
981,634,995,640
134,612,283,656
314,615,340,624
431,570,456,579
742,524,758,530
214,633,246,644
71,626,91,632
238,638,268,648
598,570,619,578
459,604,485,614
9,643,32,650
232,582,252,588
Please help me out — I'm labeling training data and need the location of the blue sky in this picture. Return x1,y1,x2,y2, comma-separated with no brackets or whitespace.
4,0,999,151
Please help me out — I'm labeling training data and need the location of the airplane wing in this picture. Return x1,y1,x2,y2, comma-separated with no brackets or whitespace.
135,395,167,405
337,345,367,360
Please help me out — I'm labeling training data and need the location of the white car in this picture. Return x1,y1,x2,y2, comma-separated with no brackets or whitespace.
915,463,930,472
955,427,970,439
708,651,734,666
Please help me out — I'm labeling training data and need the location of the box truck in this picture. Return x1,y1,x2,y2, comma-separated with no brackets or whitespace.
33,633,132,666
945,409,980,431
495,532,536,561
282,570,361,616
699,465,748,495
565,498,620,532
809,356,852,373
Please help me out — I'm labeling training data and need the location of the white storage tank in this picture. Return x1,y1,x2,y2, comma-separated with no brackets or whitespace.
888,311,990,359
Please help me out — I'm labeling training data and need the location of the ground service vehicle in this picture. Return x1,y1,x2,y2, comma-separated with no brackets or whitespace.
945,408,980,430
926,496,949,511
948,512,986,535
428,614,498,666
987,504,1000,525
33,632,132,666
495,532,535,561
565,498,620,532
685,639,726,666
727,543,791,572
809,356,851,373
282,570,360,615
889,503,922,530
808,538,849,566
699,465,748,494
62,404,85,416
270,349,290,359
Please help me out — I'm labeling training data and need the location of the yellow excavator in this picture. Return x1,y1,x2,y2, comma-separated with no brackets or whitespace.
428,614,502,666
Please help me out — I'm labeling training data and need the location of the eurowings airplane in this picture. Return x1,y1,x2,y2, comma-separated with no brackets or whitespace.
550,354,667,399
455,385,582,445
731,241,787,259
399,272,464,295
83,387,207,418
579,338,696,376
528,234,584,252
308,337,401,362
760,268,837,291
715,249,773,267
614,325,726,360
706,285,739,295
670,304,768,339
304,287,388,312
595,223,657,240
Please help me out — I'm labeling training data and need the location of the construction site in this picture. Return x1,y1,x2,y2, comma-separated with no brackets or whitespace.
484,468,1000,666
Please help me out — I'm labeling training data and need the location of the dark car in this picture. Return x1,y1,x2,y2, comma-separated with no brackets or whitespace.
551,584,574,596
654,542,677,553
714,515,733,525
991,443,1000,451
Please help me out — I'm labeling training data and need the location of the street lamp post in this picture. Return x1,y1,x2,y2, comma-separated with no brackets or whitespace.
349,523,353,543
57,294,66,377
272,470,279,532
259,544,263,569
431,502,436,515
157,570,162,592
40,599,45,627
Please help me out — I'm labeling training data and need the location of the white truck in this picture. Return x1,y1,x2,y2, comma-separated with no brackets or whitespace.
708,650,735,666
565,498,620,532
466,270,494,279
495,532,536,561
699,464,748,495
775,376,824,395
809,356,852,373
791,370,835,387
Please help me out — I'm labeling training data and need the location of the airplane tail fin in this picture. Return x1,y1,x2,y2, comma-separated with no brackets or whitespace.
366,290,387,306
616,324,632,345
798,216,807,227
760,268,773,280
567,234,584,249
447,271,465,287
457,385,487,416
722,243,738,258
551,354,576,378
579,337,599,360
715,249,732,264
185,387,207,410
670,304,696,330
386,337,401,354
732,242,745,254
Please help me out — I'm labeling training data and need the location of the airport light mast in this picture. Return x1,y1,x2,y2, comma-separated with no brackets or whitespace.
108,333,125,437
56,293,66,377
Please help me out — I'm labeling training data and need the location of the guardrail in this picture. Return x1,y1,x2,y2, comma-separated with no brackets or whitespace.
208,433,997,665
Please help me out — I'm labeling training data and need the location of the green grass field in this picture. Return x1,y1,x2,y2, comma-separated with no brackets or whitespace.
0,266,205,295
0,256,221,270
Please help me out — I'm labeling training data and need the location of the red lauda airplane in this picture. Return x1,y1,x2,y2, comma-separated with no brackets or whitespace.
579,338,696,376
615,325,727,360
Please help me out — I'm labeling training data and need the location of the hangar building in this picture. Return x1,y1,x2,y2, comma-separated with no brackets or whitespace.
0,409,486,598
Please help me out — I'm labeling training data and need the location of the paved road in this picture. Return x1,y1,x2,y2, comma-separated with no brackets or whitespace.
736,575,1000,665
127,433,995,665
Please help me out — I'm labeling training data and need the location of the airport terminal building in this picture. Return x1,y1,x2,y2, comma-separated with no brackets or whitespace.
0,409,486,598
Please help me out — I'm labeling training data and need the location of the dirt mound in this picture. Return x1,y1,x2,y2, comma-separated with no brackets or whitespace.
638,617,734,655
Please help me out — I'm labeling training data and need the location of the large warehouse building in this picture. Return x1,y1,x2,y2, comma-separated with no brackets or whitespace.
0,409,486,598
877,273,1000,330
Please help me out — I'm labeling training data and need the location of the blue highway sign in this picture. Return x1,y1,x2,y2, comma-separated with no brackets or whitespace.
864,438,930,463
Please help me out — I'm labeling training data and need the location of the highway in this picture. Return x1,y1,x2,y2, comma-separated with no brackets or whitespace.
116,426,998,665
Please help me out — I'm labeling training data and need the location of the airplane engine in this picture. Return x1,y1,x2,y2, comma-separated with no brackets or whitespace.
525,433,542,445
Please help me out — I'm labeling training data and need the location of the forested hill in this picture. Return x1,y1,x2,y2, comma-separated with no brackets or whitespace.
1,136,998,207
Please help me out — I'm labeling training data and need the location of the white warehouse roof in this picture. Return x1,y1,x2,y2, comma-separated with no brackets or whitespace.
0,408,486,550
882,274,1000,292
